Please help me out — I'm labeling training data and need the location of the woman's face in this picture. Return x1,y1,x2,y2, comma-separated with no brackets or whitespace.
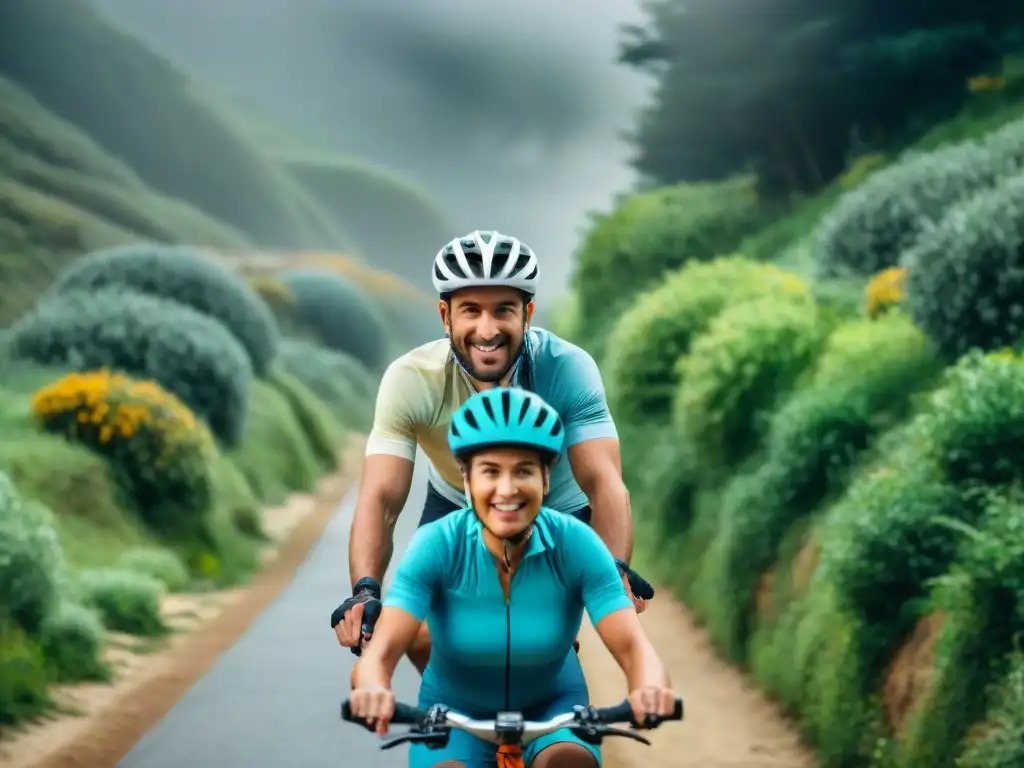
464,446,549,539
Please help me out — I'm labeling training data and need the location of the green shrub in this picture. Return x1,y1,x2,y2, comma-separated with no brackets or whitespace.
981,115,1024,173
75,568,167,636
266,367,345,471
920,351,1024,487
0,624,50,725
572,176,763,342
8,287,253,445
117,548,189,592
229,380,319,504
905,172,1024,360
48,243,280,374
0,471,64,635
32,370,215,541
604,257,810,424
899,491,1024,767
39,601,109,682
957,650,1024,768
277,338,375,429
674,294,823,470
814,141,997,278
281,270,392,371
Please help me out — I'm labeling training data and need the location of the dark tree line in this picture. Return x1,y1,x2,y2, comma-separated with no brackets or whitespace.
620,0,1024,197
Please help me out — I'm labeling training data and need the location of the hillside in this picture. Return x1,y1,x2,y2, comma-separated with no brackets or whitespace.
0,0,452,321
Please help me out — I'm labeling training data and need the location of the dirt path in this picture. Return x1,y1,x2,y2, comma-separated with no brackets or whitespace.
579,594,817,768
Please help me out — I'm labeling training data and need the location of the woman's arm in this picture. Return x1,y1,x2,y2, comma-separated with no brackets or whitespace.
594,607,670,690
351,607,422,688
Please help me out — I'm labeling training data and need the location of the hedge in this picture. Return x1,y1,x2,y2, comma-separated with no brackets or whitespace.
47,243,280,374
7,287,253,445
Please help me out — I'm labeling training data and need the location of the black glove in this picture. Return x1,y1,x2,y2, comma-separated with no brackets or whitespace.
615,560,656,601
330,577,383,657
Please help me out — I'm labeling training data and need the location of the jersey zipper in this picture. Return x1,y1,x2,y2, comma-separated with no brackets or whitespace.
502,567,522,712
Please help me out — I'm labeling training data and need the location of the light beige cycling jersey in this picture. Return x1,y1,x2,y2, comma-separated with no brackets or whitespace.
365,329,617,511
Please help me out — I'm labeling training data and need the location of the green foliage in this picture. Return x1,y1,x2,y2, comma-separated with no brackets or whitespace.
8,287,253,445
572,177,763,342
266,367,345,471
39,601,109,682
228,380,319,505
281,270,392,372
905,172,1024,360
957,650,1024,768
0,624,50,725
814,142,997,278
277,339,375,432
117,548,189,592
921,352,1024,487
48,243,280,374
75,568,167,637
0,471,64,635
674,294,823,469
604,256,809,424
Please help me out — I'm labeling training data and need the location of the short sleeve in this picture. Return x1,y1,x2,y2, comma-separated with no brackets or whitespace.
561,518,632,624
365,359,424,461
382,523,448,621
554,345,618,448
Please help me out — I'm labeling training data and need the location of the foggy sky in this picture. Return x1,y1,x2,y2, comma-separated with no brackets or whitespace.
94,0,652,297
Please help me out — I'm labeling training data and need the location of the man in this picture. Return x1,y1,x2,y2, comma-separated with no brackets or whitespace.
331,229,651,671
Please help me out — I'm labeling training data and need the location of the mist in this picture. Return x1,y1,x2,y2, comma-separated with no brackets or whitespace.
93,0,652,297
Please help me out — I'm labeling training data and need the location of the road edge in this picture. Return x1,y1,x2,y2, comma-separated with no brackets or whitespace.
22,438,365,768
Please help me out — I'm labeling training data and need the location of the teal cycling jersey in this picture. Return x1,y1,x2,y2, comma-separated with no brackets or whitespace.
366,327,618,514
383,506,632,715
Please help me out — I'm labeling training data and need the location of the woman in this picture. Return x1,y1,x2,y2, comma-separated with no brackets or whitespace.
349,387,677,767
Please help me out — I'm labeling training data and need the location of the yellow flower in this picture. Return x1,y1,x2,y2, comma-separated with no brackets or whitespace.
865,267,907,319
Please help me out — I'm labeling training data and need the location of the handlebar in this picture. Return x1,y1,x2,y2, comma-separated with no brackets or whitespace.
340,697,684,750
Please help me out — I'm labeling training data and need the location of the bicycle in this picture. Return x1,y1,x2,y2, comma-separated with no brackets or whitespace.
341,695,684,768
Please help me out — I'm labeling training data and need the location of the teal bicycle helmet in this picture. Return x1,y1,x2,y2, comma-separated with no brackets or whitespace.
449,387,564,461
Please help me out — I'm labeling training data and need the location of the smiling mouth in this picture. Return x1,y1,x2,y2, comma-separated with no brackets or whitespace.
471,340,506,354
491,502,525,515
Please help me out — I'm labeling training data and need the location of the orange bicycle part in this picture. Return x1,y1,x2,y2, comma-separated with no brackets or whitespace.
497,743,525,768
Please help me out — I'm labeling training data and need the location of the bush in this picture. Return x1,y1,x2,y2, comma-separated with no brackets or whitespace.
266,367,345,471
281,270,392,371
47,243,280,374
229,380,319,504
674,294,823,469
277,338,376,428
8,287,253,445
39,601,109,682
905,172,1024,360
0,624,50,725
32,370,214,540
117,547,189,592
957,651,1024,768
814,141,997,278
604,257,810,424
75,568,167,636
0,471,63,635
920,351,1024,488
865,266,907,318
572,176,763,341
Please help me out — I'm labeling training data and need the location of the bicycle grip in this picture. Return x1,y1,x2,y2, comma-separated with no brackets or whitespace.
361,598,382,636
615,561,656,601
341,699,427,729
593,697,683,727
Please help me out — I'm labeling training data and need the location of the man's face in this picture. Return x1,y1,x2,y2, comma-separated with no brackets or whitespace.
440,286,534,383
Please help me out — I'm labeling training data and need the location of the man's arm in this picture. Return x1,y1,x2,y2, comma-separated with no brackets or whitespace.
348,360,423,588
348,455,414,586
569,438,634,563
557,343,635,563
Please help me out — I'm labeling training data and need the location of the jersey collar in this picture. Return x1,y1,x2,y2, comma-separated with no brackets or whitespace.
469,510,549,560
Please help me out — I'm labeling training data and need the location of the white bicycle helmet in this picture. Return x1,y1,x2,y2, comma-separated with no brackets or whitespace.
432,230,539,297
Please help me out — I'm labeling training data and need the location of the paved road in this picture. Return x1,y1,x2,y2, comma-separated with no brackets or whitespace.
116,459,428,768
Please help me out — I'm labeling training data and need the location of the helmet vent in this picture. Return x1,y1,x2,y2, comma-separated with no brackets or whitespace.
517,397,531,424
533,409,549,429
550,419,562,437
464,410,479,430
500,389,512,423
481,395,497,424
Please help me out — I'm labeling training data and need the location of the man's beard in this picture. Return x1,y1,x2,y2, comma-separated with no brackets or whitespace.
453,333,523,383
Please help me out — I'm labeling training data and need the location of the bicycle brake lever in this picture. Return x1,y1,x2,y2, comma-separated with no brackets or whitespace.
380,732,448,751
605,727,652,745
